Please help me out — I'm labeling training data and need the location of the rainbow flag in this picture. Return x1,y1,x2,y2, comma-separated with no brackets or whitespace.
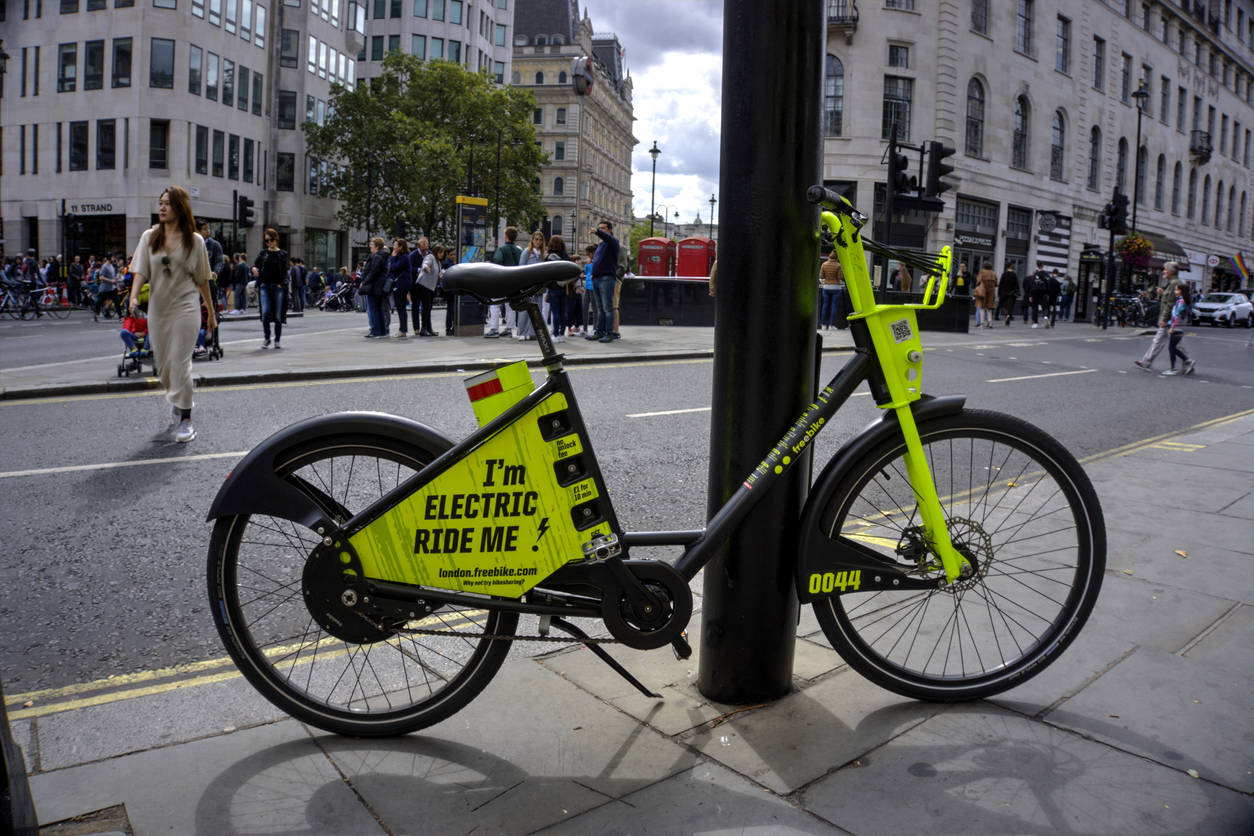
1230,252,1250,282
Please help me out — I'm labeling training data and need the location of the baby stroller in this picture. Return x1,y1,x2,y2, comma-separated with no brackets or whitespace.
117,284,154,377
317,281,355,311
194,294,224,361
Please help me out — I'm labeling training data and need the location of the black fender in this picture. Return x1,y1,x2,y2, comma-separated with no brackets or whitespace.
795,395,966,602
205,411,456,528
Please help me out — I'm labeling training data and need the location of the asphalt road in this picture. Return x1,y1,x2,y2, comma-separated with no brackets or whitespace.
1,325,1252,695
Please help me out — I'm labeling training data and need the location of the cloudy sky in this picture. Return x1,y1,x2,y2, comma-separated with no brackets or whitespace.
578,0,724,226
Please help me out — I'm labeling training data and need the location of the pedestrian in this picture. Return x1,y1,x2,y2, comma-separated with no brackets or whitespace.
288,257,306,313
126,185,217,443
585,220,620,343
387,237,414,338
1028,262,1050,327
515,230,546,341
1059,273,1075,321
358,236,390,338
956,260,972,297
252,227,290,349
1135,261,1182,372
1046,270,1063,327
1160,282,1196,376
232,252,251,314
544,235,570,343
580,245,597,334
441,247,457,335
613,238,629,340
998,261,1019,326
93,253,119,321
896,263,913,294
68,255,84,307
819,248,845,330
974,260,999,328
486,227,522,338
414,243,442,337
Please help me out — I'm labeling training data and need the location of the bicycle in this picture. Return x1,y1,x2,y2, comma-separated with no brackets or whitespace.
24,283,73,320
206,186,1106,737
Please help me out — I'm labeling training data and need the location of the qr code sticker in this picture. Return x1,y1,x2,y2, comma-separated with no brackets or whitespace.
891,319,913,344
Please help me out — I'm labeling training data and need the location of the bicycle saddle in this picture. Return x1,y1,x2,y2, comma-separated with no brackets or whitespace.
443,261,580,301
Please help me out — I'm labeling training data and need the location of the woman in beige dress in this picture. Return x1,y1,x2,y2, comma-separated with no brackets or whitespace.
128,186,217,442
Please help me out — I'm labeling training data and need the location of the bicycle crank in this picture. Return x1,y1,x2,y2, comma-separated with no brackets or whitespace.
599,560,693,650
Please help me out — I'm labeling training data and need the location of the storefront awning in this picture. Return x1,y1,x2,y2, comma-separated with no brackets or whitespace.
1134,230,1188,260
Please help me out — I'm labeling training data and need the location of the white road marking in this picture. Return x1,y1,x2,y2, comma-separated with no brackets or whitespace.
0,451,246,480
985,368,1099,383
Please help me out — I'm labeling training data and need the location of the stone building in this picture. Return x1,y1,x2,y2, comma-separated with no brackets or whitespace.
512,0,634,252
824,0,1254,303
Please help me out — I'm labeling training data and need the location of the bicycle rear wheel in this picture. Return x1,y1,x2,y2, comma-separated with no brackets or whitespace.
812,409,1104,701
208,433,517,736
47,297,71,319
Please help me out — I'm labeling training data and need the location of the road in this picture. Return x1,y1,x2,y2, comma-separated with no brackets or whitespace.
1,321,1252,698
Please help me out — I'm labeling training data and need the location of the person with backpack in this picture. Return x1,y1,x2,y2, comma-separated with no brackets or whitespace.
1059,273,1075,321
1160,282,1196,376
997,262,1019,326
1046,270,1063,327
1029,262,1051,328
485,226,522,338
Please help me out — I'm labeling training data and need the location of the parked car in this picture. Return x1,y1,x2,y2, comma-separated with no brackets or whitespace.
1190,292,1253,327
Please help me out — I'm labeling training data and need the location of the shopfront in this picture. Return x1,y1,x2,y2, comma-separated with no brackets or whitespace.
953,197,998,295
1004,205,1033,279
63,200,127,259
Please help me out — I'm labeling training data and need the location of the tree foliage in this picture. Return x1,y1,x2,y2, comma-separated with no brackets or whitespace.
304,54,548,244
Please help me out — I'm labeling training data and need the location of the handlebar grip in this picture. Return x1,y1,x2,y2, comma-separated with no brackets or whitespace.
806,185,844,206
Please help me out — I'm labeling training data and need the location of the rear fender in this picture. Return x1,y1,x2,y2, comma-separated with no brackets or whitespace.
795,395,966,602
205,412,455,528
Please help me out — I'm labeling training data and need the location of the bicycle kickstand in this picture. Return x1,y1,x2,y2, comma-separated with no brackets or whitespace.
549,617,662,699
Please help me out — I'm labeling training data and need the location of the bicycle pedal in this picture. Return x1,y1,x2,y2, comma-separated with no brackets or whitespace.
670,631,692,660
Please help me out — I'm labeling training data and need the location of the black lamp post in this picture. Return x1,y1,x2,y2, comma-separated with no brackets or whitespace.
648,141,661,237
1131,82,1149,232
708,193,717,239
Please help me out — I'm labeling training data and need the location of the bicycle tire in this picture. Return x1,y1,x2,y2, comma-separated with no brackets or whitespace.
47,297,71,319
812,409,1104,701
208,433,517,736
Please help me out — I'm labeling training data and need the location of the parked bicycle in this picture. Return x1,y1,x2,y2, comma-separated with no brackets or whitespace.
206,186,1106,737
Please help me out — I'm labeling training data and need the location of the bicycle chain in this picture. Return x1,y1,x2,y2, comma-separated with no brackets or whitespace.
387,623,620,644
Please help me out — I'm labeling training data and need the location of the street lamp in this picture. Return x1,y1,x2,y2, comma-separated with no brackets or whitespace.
655,204,673,239
1131,82,1149,233
648,141,661,237
708,193,717,240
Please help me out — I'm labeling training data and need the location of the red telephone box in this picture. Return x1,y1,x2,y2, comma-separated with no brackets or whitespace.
637,237,676,276
676,237,717,277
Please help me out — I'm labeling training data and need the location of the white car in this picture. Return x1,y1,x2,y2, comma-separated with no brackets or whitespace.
1190,292,1253,327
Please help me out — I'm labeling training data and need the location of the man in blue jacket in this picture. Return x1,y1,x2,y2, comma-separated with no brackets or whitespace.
586,220,619,343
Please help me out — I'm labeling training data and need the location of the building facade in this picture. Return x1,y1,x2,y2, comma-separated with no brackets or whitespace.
0,0,514,271
824,0,1254,304
512,0,634,250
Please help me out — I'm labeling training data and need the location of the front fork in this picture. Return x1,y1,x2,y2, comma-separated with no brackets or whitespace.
893,404,971,584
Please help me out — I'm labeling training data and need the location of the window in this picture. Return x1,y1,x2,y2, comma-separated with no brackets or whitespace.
430,37,443,59
1120,53,1132,102
553,176,564,195
112,37,132,88
885,0,913,8
278,90,296,129
1154,154,1165,209
1138,68,1152,116
280,29,299,67
1116,137,1128,191
1215,180,1224,227
237,66,249,111
1056,16,1070,73
1187,167,1197,218
211,129,224,176
222,59,234,106
69,121,88,170
881,76,913,140
62,0,79,10
1230,186,1238,233
448,0,460,22
554,141,565,161
209,0,220,24
321,41,330,75
534,70,544,84
240,0,251,39
228,134,239,180
965,77,984,157
387,35,399,56
1171,162,1182,214
888,45,909,68
1006,207,1031,240
254,5,266,46
244,138,255,182
971,0,987,34
1087,126,1101,190
1050,110,1065,179
412,34,425,58
252,72,262,115
305,93,315,123
1135,145,1147,205
493,61,504,85
1092,37,1105,90
556,107,566,125
430,0,442,18
1016,0,1033,54
195,124,208,174
1201,175,1211,224
412,0,424,14
1221,114,1229,154
150,39,174,88
1177,86,1187,130
532,107,542,125
58,43,76,92
84,40,103,89
277,152,295,190
447,41,460,63
192,0,203,15
389,0,398,15
188,45,202,94
371,36,383,61
96,118,115,168
225,0,236,31
1160,75,1170,122
1012,96,1030,169
149,119,169,168
824,54,844,138
206,52,219,100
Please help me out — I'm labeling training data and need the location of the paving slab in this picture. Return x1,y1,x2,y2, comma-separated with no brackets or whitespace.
1182,602,1254,672
989,625,1135,717
1046,646,1254,793
1082,572,1237,652
539,761,845,835
800,705,1254,836
1215,489,1254,521
29,720,384,835
1101,523,1254,603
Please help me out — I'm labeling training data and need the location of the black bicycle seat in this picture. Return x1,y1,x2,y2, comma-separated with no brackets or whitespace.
442,261,581,301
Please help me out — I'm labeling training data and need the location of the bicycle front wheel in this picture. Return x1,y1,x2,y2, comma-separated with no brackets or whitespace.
47,298,71,319
208,434,517,736
812,409,1104,701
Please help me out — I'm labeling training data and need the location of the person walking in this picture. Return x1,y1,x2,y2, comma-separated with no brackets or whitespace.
819,249,845,330
1161,282,1196,376
974,260,999,328
586,221,619,343
1058,273,1075,321
1046,270,1063,327
544,235,570,343
252,228,290,349
387,238,414,338
1135,261,1182,372
126,186,217,443
998,262,1019,326
486,227,523,338
93,253,119,321
232,252,251,314
1028,262,1050,327
358,237,390,338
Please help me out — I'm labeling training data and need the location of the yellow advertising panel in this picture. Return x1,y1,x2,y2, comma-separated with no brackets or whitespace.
349,392,612,597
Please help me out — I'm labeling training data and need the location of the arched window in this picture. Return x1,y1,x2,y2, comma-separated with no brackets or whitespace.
1240,192,1247,236
1201,174,1211,224
824,54,845,137
1116,138,1128,192
1012,96,1030,169
535,35,547,46
1228,185,1237,232
1216,179,1225,228
511,70,521,84
534,71,544,84
1050,110,1065,179
1154,155,1166,210
552,215,563,236
965,78,984,156
1135,145,1147,205
553,176,564,196
1172,162,1182,215
1187,167,1197,219
558,71,567,84
1087,126,1101,190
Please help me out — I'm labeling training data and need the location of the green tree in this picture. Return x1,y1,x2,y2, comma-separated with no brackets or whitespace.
305,54,547,245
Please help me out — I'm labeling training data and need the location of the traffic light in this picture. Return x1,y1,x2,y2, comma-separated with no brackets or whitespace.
887,139,915,196
237,194,256,228
571,56,595,95
924,141,957,198
1109,192,1129,235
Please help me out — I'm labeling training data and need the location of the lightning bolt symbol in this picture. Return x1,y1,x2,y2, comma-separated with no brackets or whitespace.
536,517,551,540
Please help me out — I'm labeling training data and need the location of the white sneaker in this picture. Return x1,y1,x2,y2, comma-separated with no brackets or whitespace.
552,335,565,343
175,418,196,442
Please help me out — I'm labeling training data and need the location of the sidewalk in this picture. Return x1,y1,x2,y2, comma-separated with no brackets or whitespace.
6,318,1252,833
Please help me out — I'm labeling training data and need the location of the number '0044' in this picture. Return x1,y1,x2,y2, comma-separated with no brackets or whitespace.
808,570,862,594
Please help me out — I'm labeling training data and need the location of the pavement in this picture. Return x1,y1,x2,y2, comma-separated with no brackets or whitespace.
5,314,1254,834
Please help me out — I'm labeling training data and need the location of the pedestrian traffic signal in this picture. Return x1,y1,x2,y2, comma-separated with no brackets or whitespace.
924,141,957,199
887,140,915,196
1099,192,1129,235
237,195,256,228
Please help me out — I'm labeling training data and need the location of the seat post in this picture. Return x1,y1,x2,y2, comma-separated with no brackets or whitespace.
520,298,563,370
